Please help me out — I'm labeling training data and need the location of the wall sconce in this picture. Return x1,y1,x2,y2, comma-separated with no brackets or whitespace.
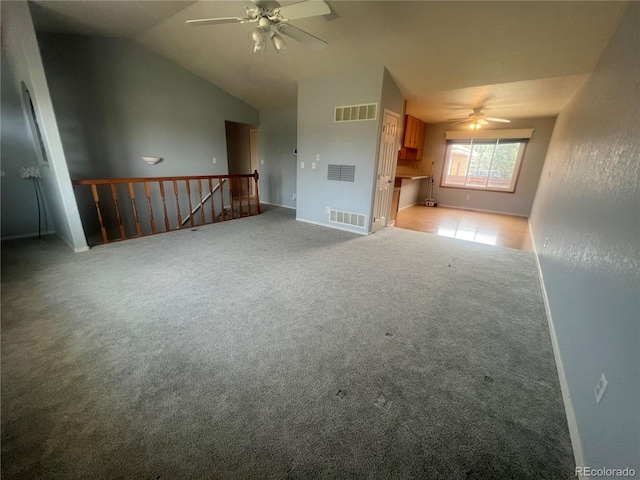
142,156,162,165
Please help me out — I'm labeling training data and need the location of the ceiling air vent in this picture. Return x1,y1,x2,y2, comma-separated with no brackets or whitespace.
329,209,366,228
335,103,377,122
327,164,355,182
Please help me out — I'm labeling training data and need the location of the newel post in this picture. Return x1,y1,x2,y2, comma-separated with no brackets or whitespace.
253,170,261,215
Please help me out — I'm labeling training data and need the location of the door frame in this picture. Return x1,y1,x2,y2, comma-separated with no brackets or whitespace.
249,128,259,195
371,108,401,233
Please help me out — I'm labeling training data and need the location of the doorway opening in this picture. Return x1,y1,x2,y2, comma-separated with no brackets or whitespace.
225,121,259,199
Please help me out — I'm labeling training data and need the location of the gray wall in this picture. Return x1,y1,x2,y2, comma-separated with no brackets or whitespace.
398,178,425,210
258,107,297,209
38,34,259,179
529,3,639,473
1,2,88,251
296,67,404,233
1,48,52,238
37,33,259,242
425,117,556,216
297,67,385,233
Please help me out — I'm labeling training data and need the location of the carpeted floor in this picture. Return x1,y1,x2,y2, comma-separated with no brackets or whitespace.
1,205,575,479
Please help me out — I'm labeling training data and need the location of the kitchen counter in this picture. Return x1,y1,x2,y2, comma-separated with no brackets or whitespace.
395,174,430,180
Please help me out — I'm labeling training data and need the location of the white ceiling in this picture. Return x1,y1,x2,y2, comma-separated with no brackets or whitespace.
31,1,628,123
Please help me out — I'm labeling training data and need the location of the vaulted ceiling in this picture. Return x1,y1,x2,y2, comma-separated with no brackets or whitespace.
30,1,628,123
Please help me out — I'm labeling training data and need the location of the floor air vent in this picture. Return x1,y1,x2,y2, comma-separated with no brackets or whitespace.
329,209,366,228
335,103,377,122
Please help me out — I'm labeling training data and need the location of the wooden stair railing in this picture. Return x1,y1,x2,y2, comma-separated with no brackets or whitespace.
74,171,260,245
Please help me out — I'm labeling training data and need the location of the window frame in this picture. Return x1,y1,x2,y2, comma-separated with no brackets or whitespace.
439,138,527,193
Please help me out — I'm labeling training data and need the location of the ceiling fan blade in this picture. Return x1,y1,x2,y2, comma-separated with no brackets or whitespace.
252,0,281,9
186,17,249,26
486,117,511,123
478,119,489,125
277,0,330,20
448,119,470,125
277,24,327,50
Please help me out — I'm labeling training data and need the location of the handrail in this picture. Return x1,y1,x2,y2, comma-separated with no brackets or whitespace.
73,173,256,185
73,171,260,245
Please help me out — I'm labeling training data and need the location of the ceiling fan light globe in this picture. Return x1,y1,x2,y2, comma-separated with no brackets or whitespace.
271,33,287,52
250,29,263,44
250,43,266,55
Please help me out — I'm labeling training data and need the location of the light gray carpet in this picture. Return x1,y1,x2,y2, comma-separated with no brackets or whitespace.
1,205,575,479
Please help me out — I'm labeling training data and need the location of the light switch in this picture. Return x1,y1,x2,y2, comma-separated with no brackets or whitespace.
301,162,305,169
312,162,316,169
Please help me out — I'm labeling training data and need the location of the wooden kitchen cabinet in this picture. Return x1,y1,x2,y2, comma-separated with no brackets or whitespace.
399,115,426,160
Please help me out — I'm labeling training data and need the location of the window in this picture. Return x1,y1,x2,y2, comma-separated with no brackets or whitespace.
441,139,526,192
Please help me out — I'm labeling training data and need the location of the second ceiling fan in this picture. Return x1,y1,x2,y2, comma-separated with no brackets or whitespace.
186,0,330,55
449,108,511,130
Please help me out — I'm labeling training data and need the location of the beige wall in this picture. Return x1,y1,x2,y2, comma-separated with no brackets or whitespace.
422,116,556,216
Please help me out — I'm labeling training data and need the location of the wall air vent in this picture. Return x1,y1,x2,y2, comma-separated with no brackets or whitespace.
328,164,355,182
335,103,377,122
329,209,367,228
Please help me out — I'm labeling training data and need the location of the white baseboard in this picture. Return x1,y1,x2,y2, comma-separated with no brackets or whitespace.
295,217,368,235
1,230,55,241
398,202,419,211
438,204,528,217
260,201,296,210
528,219,585,475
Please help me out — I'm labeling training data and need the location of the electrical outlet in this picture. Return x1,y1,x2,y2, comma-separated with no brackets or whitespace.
316,154,320,161
595,373,608,404
212,157,217,164
312,162,316,169
465,194,470,200
326,207,330,213
261,159,264,165
300,162,304,169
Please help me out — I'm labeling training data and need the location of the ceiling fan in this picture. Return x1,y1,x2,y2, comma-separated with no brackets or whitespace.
186,0,330,55
448,108,511,130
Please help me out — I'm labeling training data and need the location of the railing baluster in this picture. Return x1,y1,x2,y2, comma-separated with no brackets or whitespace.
173,180,182,228
209,179,216,223
91,184,109,244
254,170,261,215
128,182,142,237
185,180,195,227
229,181,235,220
237,178,244,217
198,180,205,225
144,181,156,234
246,177,251,216
110,183,126,240
159,181,170,231
219,178,226,221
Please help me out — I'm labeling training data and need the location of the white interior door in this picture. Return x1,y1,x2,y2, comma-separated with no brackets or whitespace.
372,110,399,232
